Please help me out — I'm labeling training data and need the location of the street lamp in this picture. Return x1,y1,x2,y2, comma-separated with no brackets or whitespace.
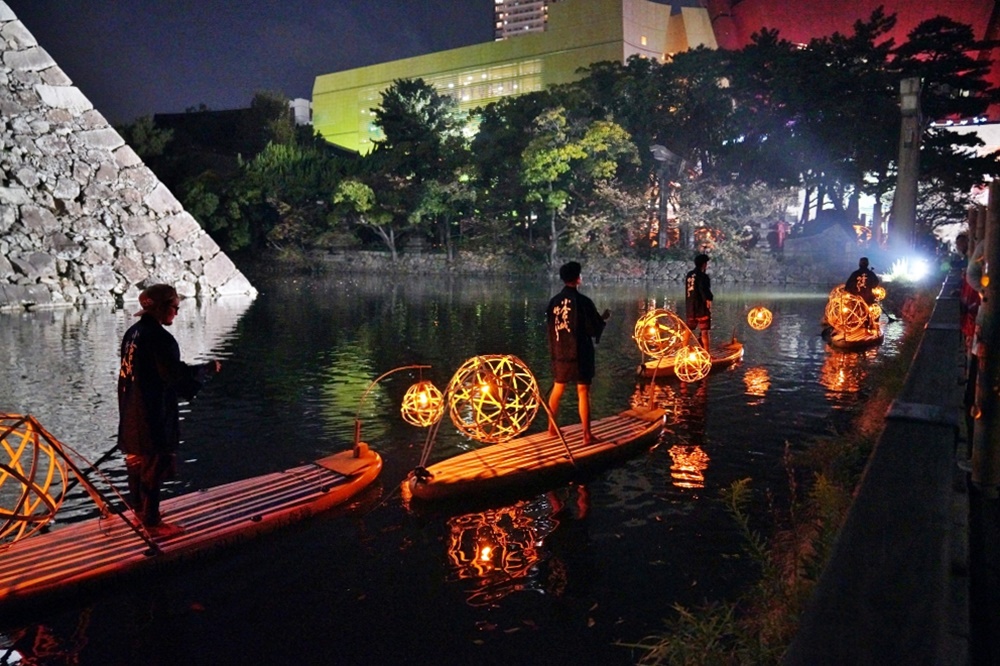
892,77,921,249
650,145,685,250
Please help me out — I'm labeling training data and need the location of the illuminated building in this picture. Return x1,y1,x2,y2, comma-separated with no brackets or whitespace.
312,0,716,153
312,0,998,154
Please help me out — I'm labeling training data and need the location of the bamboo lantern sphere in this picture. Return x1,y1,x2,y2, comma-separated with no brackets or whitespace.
824,291,869,332
869,303,882,321
400,380,444,427
871,285,886,302
747,306,773,331
446,355,540,444
633,308,689,359
0,414,68,545
674,345,712,383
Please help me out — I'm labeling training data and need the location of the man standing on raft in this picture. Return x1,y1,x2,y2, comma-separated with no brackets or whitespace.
546,261,610,445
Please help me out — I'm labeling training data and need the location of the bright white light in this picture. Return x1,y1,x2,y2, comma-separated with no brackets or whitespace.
883,257,930,283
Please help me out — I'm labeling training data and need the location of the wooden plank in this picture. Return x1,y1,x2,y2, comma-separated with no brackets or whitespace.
640,340,744,378
406,409,665,501
0,448,382,613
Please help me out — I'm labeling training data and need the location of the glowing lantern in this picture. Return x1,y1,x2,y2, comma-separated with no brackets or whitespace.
982,275,990,289
869,303,882,322
673,345,711,383
0,414,68,545
633,308,689,359
400,380,444,427
871,285,886,301
824,291,870,332
446,355,540,443
747,306,773,331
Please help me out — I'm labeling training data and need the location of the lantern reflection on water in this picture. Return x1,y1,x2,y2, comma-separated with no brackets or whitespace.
445,488,588,606
818,350,872,393
747,306,773,331
743,366,771,399
446,355,540,443
668,445,710,489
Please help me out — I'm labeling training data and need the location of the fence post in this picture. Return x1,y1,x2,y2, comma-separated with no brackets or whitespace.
973,180,1000,495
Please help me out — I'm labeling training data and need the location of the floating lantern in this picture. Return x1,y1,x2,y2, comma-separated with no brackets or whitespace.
869,303,882,322
446,355,540,443
400,380,444,427
633,308,689,359
824,291,870,332
673,345,711,383
0,414,68,545
747,306,773,331
871,285,886,301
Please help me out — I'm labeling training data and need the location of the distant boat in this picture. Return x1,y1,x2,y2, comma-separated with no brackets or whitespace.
637,338,744,380
822,324,884,351
0,426,382,614
404,407,665,502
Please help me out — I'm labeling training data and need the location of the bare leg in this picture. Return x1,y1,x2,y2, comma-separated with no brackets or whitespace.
548,382,565,435
577,383,592,443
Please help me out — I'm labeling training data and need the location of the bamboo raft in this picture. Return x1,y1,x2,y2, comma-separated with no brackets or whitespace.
822,325,884,351
405,408,665,502
0,447,381,613
638,339,744,379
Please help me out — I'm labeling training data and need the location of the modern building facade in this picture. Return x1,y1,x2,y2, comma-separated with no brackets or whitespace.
312,0,716,153
312,0,998,154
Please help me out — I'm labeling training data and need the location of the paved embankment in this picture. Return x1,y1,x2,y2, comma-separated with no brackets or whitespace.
784,272,996,665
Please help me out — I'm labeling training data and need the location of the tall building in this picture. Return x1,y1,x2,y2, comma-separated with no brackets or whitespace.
312,0,999,155
494,0,555,40
312,0,716,153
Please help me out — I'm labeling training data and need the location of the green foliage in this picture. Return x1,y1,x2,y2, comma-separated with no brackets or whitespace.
116,116,174,159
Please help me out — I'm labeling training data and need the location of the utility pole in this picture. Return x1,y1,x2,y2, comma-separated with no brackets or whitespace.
892,77,922,250
973,180,1000,496
650,145,685,251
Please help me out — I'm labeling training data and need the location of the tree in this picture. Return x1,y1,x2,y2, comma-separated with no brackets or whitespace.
521,108,639,265
116,116,174,159
333,179,398,259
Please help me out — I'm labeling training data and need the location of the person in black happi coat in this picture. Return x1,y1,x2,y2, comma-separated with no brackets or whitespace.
844,256,880,305
685,253,714,350
546,261,610,445
118,284,220,536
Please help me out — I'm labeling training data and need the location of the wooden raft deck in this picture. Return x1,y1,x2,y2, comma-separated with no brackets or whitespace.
639,340,744,379
822,325,884,351
406,408,665,501
0,448,381,613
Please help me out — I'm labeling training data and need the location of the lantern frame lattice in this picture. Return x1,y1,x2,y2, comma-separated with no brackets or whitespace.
446,355,540,444
747,306,773,331
400,380,445,427
673,345,712,383
0,414,68,545
871,285,886,302
824,291,870,332
633,308,690,359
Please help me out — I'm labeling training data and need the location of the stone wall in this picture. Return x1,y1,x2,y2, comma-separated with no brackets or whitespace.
304,248,854,286
0,3,256,312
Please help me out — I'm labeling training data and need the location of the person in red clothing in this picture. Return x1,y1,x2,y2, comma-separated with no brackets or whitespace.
117,284,220,536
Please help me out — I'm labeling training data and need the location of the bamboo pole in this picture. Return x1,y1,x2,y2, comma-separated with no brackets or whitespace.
972,180,1000,495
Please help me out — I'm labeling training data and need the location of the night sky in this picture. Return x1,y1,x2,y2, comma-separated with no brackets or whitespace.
3,0,495,124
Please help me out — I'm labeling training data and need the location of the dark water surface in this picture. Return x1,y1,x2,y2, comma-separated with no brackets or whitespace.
0,273,906,665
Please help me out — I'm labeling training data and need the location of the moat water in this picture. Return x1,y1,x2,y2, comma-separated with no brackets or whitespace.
0,272,907,665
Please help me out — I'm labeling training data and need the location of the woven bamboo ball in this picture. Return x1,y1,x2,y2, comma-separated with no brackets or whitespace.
400,380,444,427
634,308,689,359
747,306,773,331
674,345,712,383
446,355,540,443
824,291,870,332
0,414,68,545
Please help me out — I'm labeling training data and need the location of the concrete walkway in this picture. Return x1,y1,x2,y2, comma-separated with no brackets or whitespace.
784,272,998,665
